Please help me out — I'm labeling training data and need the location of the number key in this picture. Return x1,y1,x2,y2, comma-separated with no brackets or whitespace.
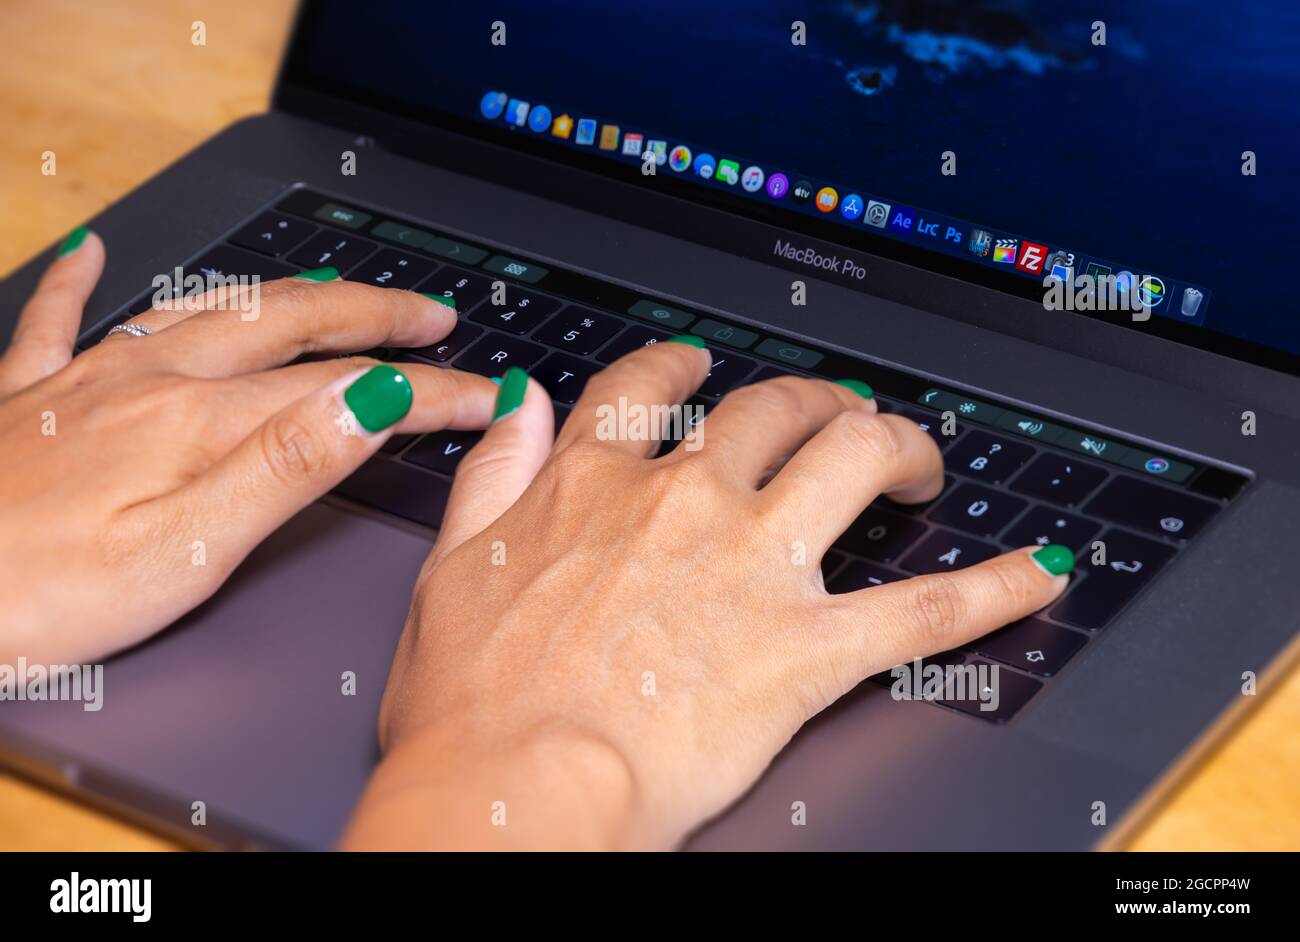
532,308,625,355
469,286,561,335
348,248,436,289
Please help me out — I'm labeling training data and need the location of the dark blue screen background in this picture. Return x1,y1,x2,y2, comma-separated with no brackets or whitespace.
291,1,1300,360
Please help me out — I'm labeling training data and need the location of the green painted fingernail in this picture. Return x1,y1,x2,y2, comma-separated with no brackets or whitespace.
493,367,528,422
835,378,874,400
1032,544,1075,576
667,334,706,348
343,365,413,433
419,292,456,310
295,266,339,282
58,226,88,257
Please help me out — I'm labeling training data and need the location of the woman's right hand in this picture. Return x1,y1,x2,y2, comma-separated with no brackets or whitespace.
347,339,1074,850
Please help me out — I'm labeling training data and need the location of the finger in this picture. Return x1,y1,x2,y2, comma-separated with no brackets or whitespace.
105,275,457,377
140,363,495,573
0,227,104,394
812,545,1075,695
690,376,875,487
555,336,711,457
186,359,497,459
97,276,267,340
759,411,944,554
429,366,554,566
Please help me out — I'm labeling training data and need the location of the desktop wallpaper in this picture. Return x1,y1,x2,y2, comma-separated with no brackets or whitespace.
291,0,1300,359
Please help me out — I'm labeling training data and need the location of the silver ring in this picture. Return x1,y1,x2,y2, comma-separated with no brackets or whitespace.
103,323,154,340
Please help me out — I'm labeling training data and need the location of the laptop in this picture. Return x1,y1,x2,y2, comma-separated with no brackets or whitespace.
2,0,1297,851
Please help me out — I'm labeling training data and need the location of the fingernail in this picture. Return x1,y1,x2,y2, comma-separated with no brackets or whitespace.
1032,544,1075,576
295,266,339,282
343,365,413,433
667,334,706,348
58,226,89,257
493,367,529,422
835,378,874,400
419,292,456,310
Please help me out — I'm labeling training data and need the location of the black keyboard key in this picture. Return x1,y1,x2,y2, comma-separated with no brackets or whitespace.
287,229,376,273
940,659,1043,723
189,245,297,284
596,323,672,363
946,431,1034,483
969,618,1086,677
532,308,625,356
347,248,436,290
228,211,316,257
1050,528,1175,629
1009,452,1107,506
927,483,1028,538
1082,475,1219,540
333,460,450,529
828,559,906,593
380,434,416,456
879,474,954,516
1001,505,1100,553
405,430,482,475
896,407,963,451
836,508,927,563
455,333,548,376
417,266,493,310
408,320,483,362
469,286,561,335
821,550,849,582
533,353,600,404
899,528,1000,575
698,351,757,398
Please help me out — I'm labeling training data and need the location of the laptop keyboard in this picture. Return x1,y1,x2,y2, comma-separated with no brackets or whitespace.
77,189,1250,724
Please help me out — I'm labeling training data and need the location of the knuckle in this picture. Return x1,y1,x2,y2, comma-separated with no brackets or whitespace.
906,574,966,641
258,413,331,484
836,410,906,464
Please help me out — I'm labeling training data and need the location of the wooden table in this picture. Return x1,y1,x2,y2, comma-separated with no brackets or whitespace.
2,0,1297,852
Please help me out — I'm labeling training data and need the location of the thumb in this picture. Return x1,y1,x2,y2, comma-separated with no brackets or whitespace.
428,366,554,566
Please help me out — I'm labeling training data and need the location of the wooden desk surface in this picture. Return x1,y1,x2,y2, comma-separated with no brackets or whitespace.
1,0,1297,852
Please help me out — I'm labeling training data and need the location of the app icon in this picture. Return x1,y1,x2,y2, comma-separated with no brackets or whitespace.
527,105,552,133
1085,262,1111,280
647,140,667,165
693,153,717,179
840,193,864,221
505,99,530,127
1145,457,1170,475
551,114,573,139
815,186,838,213
1181,287,1204,317
1138,275,1166,308
1016,241,1048,274
621,132,644,157
968,228,992,256
480,91,507,120
765,172,789,198
741,165,765,192
668,145,692,172
889,207,915,232
599,124,620,150
575,119,597,145
716,159,740,185
865,200,891,228
1045,250,1074,282
792,180,813,203
992,239,1018,263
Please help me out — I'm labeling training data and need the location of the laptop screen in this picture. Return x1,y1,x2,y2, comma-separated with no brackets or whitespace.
284,0,1300,374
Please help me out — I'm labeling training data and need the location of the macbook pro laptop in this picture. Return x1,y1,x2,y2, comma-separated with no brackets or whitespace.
2,0,1298,850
